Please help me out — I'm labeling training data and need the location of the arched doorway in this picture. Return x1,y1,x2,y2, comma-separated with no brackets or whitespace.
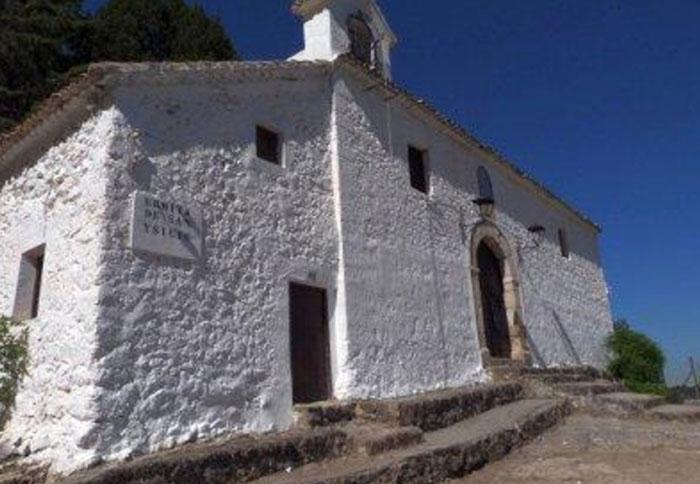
470,223,529,365
477,242,511,358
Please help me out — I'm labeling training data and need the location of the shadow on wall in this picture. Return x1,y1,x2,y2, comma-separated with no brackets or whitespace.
515,247,584,367
426,202,459,387
551,308,583,366
520,305,583,368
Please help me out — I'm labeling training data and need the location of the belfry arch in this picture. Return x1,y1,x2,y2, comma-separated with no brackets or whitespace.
470,222,530,365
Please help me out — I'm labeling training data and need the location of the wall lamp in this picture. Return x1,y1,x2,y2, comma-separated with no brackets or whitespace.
473,197,495,219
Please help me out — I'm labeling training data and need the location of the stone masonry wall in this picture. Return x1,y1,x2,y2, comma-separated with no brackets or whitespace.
0,109,118,472
0,62,614,475
332,72,613,400
84,70,341,464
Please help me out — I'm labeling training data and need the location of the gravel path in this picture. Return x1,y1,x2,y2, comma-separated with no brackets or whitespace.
455,414,700,484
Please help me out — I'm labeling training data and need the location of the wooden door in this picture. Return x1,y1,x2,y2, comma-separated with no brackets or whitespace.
289,283,331,404
477,243,512,359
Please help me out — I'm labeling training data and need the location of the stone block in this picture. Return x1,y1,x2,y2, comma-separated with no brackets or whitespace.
356,383,524,431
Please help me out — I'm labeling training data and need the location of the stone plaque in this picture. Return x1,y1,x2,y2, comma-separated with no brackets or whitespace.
129,192,203,260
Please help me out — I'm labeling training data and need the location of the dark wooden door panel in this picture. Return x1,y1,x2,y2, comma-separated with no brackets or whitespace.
477,243,512,359
289,283,331,404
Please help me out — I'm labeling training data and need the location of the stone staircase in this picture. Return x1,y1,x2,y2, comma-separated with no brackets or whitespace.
249,384,570,484
491,362,700,423
50,382,570,484
8,364,696,483
253,399,569,484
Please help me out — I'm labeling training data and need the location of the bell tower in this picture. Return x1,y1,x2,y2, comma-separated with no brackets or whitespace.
290,0,397,79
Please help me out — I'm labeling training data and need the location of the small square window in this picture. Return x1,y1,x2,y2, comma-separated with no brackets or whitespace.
256,125,281,165
408,145,429,194
12,245,45,321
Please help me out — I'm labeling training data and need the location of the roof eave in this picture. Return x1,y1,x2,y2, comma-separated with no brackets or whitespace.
334,55,602,233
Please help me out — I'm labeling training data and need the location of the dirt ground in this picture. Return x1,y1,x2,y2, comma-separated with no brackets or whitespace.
455,414,700,484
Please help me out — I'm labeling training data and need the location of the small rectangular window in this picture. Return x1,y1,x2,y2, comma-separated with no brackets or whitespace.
256,125,281,165
558,229,570,258
408,145,429,194
12,245,45,321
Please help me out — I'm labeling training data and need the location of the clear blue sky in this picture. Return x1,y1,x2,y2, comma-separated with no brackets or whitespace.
86,0,699,383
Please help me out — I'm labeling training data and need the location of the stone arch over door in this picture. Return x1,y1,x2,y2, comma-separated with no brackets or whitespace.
470,222,530,365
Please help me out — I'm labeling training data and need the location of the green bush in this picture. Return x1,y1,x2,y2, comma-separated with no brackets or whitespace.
0,315,29,428
606,320,667,396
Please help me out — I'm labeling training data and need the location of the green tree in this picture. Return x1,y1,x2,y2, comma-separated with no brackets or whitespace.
0,0,90,131
0,316,29,428
0,0,239,133
91,0,238,62
607,319,668,396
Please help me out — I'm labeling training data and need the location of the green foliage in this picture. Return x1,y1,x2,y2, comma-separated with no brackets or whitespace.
0,315,29,428
607,319,667,395
0,0,238,133
0,0,91,130
91,0,238,62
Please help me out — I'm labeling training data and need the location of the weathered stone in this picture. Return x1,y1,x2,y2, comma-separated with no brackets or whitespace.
295,402,357,428
646,404,700,423
0,460,47,484
60,427,348,484
356,383,524,431
592,392,666,417
521,366,604,379
344,424,423,457
539,373,598,385
554,381,624,397
253,399,572,483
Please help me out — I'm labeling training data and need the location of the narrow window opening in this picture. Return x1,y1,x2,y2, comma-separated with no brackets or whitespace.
558,228,570,258
13,245,46,321
256,125,281,164
408,145,429,194
477,166,494,202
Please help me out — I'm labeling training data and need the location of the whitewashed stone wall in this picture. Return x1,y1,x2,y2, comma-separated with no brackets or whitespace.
332,72,613,400
332,76,486,399
0,109,119,471
0,62,614,475
83,70,340,463
291,0,395,79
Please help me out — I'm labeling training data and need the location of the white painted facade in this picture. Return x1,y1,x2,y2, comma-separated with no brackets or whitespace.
0,0,613,475
291,0,396,79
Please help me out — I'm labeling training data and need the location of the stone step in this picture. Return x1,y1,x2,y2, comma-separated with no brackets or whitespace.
295,401,356,428
61,426,349,484
344,424,423,457
356,382,524,431
249,399,572,484
594,392,667,416
646,404,700,423
521,366,604,379
539,373,598,385
0,461,47,484
61,384,520,484
554,380,624,397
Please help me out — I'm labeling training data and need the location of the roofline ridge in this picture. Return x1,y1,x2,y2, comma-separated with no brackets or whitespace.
334,54,601,232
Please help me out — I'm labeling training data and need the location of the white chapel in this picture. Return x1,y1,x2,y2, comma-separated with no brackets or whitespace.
0,0,614,474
